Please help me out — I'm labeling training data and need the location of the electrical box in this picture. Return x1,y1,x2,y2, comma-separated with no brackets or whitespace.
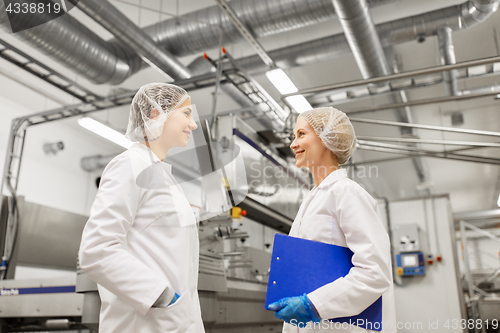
395,223,425,276
395,223,420,252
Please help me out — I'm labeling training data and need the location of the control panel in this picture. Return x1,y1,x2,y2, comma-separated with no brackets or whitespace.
396,252,425,276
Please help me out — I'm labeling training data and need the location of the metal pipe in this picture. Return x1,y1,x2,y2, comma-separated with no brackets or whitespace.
437,27,459,96
331,0,429,182
357,144,500,165
283,55,500,97
214,0,274,68
454,209,500,221
341,90,500,114
68,0,191,80
460,221,480,332
237,0,500,76
462,221,500,243
3,0,498,87
380,0,500,44
356,136,500,147
0,1,137,84
142,0,338,57
359,139,500,162
139,0,394,58
312,77,500,110
331,0,391,79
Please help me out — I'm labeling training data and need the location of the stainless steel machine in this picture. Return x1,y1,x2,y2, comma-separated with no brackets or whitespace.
0,113,311,332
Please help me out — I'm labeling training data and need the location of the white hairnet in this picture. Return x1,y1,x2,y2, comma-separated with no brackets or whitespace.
297,107,356,165
125,82,190,142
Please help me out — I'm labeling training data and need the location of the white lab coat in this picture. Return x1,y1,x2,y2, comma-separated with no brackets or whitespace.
283,169,397,333
79,143,204,333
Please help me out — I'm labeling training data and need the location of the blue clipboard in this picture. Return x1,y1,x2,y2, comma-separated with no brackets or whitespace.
265,234,382,331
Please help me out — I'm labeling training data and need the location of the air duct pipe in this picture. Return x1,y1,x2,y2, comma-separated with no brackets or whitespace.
331,0,391,79
331,0,430,182
236,0,500,76
1,0,392,85
68,0,191,80
2,0,498,86
138,0,395,58
380,0,500,43
0,1,138,84
437,27,459,96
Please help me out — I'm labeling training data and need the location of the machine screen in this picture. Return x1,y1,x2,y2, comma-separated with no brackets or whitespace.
403,254,418,267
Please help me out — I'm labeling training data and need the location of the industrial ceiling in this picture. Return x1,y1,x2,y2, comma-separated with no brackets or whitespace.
0,0,499,213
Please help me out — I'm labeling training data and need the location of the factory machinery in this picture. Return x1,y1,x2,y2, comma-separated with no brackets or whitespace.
455,211,500,333
0,111,310,332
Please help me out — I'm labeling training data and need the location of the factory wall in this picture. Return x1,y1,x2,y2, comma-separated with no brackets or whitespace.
389,196,464,333
0,95,124,216
0,95,126,279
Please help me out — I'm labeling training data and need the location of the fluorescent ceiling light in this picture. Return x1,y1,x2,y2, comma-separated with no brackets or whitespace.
329,91,348,102
285,95,312,113
78,117,133,149
266,68,298,95
497,193,500,208
493,62,500,73
467,65,487,76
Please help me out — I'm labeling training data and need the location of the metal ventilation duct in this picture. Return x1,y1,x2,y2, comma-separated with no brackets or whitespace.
0,1,139,84
331,0,429,183
140,0,396,58
437,27,459,96
236,0,500,76
379,0,500,43
0,0,393,85
69,0,192,80
1,0,498,87
331,0,391,79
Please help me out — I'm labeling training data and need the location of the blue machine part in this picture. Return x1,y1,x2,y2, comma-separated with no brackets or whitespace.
396,252,425,276
0,286,75,296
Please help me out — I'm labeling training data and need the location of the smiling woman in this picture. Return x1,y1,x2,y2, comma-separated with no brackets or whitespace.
148,98,198,161
78,82,205,333
270,107,398,333
290,107,356,187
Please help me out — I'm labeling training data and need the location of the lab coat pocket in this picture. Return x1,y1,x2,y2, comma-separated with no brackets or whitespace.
145,186,195,229
135,292,191,333
300,214,336,244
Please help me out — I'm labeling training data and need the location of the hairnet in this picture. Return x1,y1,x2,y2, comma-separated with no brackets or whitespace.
125,82,190,142
297,107,356,165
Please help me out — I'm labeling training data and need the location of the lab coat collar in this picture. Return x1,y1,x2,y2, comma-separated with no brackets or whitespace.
316,168,347,190
128,143,173,174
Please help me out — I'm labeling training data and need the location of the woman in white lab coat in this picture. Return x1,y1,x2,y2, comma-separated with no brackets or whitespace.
79,83,204,333
268,107,397,332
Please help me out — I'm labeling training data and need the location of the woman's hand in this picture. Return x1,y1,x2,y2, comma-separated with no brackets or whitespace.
268,294,321,324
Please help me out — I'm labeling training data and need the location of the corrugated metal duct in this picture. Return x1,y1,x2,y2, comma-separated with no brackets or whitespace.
437,27,459,96
331,0,391,79
0,0,139,84
237,0,500,76
1,0,498,87
69,0,192,80
0,0,393,85
331,0,430,182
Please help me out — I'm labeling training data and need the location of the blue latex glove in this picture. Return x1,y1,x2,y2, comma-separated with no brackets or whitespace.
169,293,180,306
268,294,321,325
